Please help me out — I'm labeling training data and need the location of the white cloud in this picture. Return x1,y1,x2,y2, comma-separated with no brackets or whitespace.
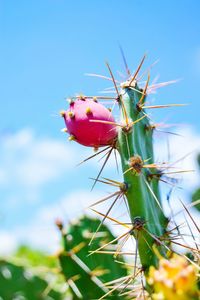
0,189,105,253
0,128,78,188
154,125,200,191
0,231,18,256
37,190,97,222
3,129,33,149
0,187,129,253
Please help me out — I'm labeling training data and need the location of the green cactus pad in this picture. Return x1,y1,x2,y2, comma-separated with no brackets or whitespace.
58,216,128,299
0,260,62,300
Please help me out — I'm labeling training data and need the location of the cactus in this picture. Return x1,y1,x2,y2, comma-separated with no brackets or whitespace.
60,55,199,297
0,260,63,300
117,80,168,271
57,216,128,299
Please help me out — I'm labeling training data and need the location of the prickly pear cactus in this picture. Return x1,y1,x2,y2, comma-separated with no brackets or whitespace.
57,216,127,299
0,260,62,300
60,55,199,298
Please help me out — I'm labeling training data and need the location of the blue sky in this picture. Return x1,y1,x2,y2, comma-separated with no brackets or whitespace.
0,0,200,253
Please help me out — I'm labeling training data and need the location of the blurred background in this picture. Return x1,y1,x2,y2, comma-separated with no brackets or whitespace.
0,0,200,256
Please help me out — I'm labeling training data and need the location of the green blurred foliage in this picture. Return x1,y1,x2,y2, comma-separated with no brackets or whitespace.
0,260,63,300
14,245,58,268
192,188,200,211
58,216,128,299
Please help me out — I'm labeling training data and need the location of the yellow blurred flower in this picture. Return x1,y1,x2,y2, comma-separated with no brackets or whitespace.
148,254,199,300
